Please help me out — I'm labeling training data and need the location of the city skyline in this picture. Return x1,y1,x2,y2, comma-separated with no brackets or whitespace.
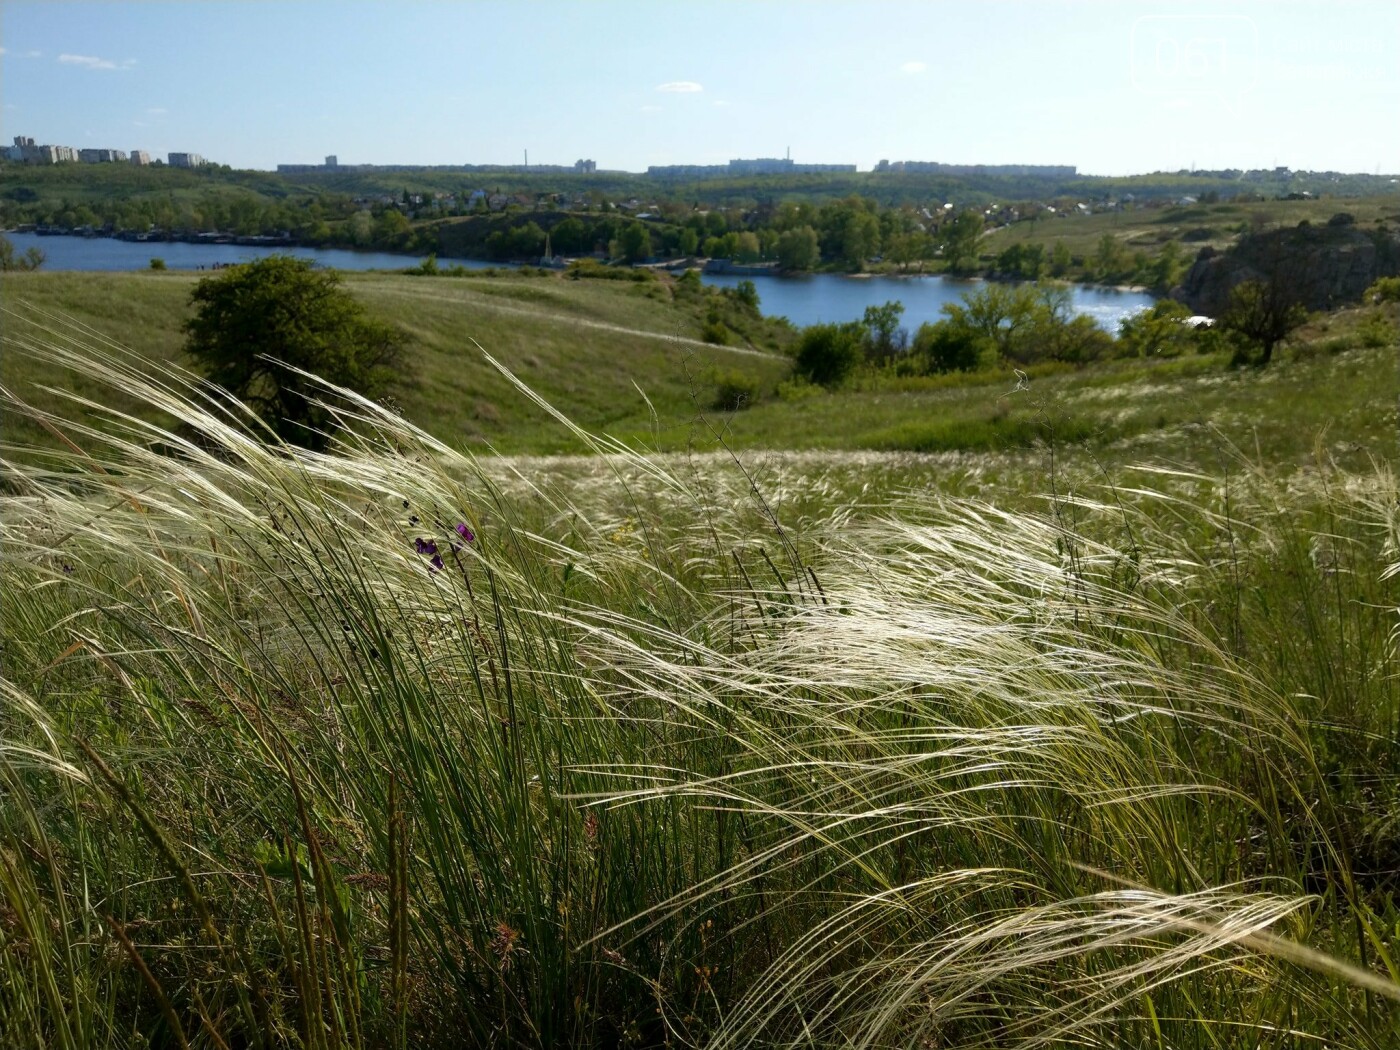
2,1,1398,176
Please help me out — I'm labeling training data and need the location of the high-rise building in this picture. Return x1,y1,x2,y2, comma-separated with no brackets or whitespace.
325,155,338,169
168,152,205,168
130,151,152,165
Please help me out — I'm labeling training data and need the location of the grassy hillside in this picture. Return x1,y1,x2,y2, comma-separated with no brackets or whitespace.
1,269,792,454
981,194,1400,267
5,268,1395,477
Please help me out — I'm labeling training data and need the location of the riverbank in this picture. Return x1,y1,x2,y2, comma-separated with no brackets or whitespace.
3,231,1156,333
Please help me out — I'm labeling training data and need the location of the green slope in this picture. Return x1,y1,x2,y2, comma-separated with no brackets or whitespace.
1,269,791,454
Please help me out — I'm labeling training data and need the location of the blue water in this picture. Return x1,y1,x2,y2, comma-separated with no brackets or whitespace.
2,231,498,274
703,271,1154,334
5,232,1154,332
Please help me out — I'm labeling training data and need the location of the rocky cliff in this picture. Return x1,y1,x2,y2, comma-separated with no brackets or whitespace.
1173,222,1400,316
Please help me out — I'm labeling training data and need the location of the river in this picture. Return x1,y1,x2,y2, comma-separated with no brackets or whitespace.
5,232,1154,332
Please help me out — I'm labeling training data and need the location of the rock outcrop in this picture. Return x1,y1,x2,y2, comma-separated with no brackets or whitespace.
1173,223,1400,316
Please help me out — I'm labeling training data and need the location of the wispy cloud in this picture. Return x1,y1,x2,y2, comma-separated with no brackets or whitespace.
639,104,662,113
25,50,43,59
656,80,702,93
712,100,730,108
147,107,168,116
899,60,928,75
59,53,136,71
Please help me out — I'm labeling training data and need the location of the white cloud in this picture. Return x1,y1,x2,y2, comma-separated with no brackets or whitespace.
58,53,135,71
899,61,928,74
25,50,43,59
656,80,703,93
147,107,168,115
639,104,662,113
712,99,730,107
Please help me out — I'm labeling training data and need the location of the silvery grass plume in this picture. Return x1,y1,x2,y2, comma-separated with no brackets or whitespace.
1,303,1398,1049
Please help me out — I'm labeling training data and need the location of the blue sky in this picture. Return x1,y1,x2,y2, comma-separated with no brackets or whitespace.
3,1,1397,174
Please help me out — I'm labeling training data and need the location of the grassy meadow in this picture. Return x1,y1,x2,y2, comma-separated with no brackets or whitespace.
0,269,793,455
2,266,1400,1048
981,194,1400,266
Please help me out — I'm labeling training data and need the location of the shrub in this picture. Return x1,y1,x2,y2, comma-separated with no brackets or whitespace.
0,233,44,271
148,257,167,271
1356,310,1397,349
911,321,987,373
566,259,656,282
701,320,732,345
794,322,864,387
1365,276,1400,304
709,369,761,411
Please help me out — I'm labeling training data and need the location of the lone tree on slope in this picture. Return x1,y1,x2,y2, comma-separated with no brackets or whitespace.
184,256,409,449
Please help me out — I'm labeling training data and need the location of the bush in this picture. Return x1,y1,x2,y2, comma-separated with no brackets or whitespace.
700,319,732,345
183,255,409,449
709,369,761,411
725,279,761,313
1365,276,1400,304
566,259,656,282
148,257,167,271
1356,310,1397,349
911,321,987,374
794,322,864,388
0,233,44,271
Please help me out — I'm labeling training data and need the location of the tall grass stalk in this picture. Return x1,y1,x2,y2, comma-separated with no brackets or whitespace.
2,306,1397,1047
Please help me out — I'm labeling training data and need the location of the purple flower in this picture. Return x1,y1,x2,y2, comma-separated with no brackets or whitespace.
455,522,475,543
430,554,444,572
414,537,438,556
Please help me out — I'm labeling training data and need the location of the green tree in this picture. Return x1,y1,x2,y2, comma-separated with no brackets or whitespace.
347,210,374,247
776,226,819,271
1019,243,1046,281
551,217,588,254
617,221,651,263
1117,298,1199,358
861,300,907,362
794,322,865,387
1220,279,1307,365
374,208,411,246
1093,233,1129,281
1049,240,1072,277
1147,240,1184,293
183,256,409,449
911,321,988,374
733,231,762,263
942,210,983,273
677,226,699,256
839,210,880,270
0,234,45,271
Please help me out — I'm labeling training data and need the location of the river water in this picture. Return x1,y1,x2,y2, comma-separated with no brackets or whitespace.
5,232,1154,332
